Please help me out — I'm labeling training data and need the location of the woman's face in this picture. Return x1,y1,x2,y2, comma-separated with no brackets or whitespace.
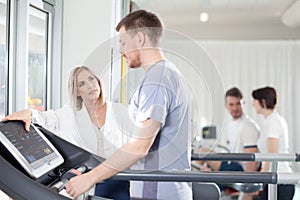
76,70,100,102
252,99,263,114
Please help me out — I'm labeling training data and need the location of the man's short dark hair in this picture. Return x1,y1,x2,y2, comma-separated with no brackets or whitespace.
116,9,163,46
225,87,243,101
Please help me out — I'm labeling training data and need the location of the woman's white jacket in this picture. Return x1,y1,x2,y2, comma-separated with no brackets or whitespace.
30,101,131,157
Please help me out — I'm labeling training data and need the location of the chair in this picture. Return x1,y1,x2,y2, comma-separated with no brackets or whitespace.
192,182,221,200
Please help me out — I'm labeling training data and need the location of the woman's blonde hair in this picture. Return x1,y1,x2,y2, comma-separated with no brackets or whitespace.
68,66,105,110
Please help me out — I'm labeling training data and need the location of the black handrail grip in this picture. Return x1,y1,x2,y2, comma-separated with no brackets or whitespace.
192,153,255,161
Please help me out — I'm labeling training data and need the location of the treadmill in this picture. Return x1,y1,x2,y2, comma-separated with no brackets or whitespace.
0,121,105,200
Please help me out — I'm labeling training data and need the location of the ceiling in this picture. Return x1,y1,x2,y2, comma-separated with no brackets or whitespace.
131,0,300,40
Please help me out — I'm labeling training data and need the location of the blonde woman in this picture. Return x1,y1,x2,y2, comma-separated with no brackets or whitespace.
3,66,131,200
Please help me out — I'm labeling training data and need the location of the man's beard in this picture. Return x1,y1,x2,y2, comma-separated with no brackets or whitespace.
128,57,142,69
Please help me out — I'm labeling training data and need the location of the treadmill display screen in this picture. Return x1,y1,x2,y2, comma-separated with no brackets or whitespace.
1,122,53,166
0,121,64,178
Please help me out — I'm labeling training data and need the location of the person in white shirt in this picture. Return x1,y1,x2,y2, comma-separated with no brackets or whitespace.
197,87,260,199
3,66,131,200
252,86,294,200
199,87,260,173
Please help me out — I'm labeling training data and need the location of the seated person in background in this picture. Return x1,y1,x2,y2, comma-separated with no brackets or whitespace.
3,66,132,200
198,87,261,199
199,87,260,172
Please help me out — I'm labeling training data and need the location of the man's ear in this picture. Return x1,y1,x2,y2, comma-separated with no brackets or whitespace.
137,31,146,46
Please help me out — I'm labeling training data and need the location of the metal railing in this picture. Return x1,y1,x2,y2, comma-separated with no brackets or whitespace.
192,152,300,162
191,152,300,200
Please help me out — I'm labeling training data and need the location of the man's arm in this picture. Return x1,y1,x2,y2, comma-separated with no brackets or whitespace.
66,118,161,199
242,122,260,171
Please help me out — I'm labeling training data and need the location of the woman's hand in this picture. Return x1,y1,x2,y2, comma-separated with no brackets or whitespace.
2,109,32,131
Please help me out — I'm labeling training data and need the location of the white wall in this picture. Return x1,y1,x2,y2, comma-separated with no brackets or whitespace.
61,0,112,104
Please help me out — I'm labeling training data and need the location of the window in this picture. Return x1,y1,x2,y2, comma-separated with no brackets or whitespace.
12,0,61,113
0,0,62,115
28,5,48,111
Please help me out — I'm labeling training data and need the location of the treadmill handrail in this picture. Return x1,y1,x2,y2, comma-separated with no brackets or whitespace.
192,152,300,162
110,169,278,184
112,169,300,184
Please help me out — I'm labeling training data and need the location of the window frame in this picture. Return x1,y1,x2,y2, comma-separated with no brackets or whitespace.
7,0,62,113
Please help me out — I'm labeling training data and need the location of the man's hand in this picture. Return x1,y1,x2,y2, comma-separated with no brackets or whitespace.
2,109,32,131
65,173,94,199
